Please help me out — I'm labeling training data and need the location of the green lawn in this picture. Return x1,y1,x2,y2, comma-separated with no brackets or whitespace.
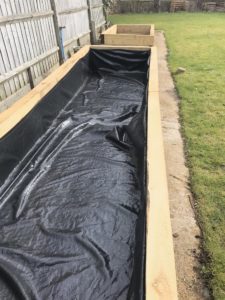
109,13,225,299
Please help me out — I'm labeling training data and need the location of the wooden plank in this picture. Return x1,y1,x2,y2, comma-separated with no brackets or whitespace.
102,24,154,46
50,0,64,64
63,31,91,48
33,1,45,74
0,82,30,112
103,24,153,34
13,0,30,85
5,0,25,88
102,24,117,34
95,20,106,29
0,26,16,95
24,19,39,79
146,46,178,300
43,1,56,68
2,1,21,91
38,3,49,72
29,13,42,76
0,83,6,101
90,4,104,9
90,5,105,29
117,24,151,34
104,34,154,46
0,22,12,97
45,17,54,69
8,0,26,86
42,17,52,70
25,0,40,79
0,45,90,134
87,0,95,43
90,45,151,50
0,11,54,25
58,6,88,15
150,24,155,39
90,45,151,51
0,2,20,94
0,47,59,84
36,1,47,73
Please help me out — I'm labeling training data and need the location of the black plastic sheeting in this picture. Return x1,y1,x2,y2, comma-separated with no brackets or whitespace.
0,49,150,300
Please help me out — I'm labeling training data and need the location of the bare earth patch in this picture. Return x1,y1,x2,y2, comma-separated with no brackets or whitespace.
156,31,210,300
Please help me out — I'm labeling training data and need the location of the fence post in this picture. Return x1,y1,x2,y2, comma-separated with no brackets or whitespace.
91,21,97,44
27,67,34,89
87,0,97,44
50,0,64,64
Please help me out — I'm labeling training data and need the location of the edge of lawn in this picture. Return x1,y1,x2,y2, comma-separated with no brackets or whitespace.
163,32,214,299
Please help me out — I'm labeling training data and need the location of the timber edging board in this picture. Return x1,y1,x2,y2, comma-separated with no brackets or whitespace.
0,45,177,300
102,24,155,46
146,47,178,300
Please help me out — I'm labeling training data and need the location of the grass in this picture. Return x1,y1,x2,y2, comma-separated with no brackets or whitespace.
109,13,225,299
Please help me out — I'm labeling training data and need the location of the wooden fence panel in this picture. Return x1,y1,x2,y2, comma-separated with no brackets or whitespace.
0,0,106,110
89,0,105,29
55,0,90,58
0,0,59,109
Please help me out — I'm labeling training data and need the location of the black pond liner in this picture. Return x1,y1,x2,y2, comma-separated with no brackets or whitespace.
0,49,150,300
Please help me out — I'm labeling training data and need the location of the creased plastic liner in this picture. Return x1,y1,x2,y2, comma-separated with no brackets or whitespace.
0,49,150,300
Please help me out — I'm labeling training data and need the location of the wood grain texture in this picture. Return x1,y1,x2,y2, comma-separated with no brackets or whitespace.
56,0,90,58
102,24,154,46
0,45,90,137
117,24,151,34
0,0,58,100
0,0,98,103
90,44,150,50
89,0,105,28
146,47,178,300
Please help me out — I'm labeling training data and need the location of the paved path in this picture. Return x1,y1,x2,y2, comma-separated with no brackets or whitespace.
156,31,210,300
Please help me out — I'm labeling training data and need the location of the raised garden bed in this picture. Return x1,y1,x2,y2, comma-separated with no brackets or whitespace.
102,24,155,46
0,45,176,300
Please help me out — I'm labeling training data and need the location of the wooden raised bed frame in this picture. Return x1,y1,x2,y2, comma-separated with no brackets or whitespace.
102,24,155,46
0,45,177,300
